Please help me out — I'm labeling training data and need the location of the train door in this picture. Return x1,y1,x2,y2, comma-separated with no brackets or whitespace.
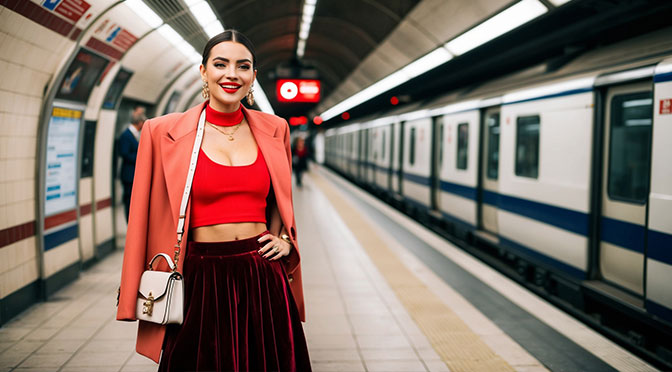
599,82,653,295
479,108,501,234
430,116,443,211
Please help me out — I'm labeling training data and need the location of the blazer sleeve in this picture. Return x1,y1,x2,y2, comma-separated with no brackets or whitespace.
116,121,154,321
281,119,301,274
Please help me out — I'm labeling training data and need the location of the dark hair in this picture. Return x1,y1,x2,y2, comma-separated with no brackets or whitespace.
201,30,257,69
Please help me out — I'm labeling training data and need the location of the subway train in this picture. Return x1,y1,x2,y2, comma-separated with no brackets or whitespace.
324,27,672,361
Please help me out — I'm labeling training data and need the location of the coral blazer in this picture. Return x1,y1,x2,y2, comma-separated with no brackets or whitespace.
116,102,304,363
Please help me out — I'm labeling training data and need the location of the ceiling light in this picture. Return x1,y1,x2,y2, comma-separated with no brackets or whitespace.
158,24,200,61
319,47,452,121
125,0,163,28
401,47,452,79
445,0,547,56
189,1,217,28
297,40,306,58
204,22,224,38
296,0,317,59
548,0,572,6
253,79,274,114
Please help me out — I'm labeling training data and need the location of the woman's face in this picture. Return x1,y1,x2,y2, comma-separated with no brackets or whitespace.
200,41,257,112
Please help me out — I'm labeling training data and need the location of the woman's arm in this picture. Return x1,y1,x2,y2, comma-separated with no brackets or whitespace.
116,121,155,321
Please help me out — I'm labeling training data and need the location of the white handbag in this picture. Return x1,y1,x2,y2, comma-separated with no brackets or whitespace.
135,109,206,325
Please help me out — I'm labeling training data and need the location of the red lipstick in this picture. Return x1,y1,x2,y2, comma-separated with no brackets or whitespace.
219,82,241,94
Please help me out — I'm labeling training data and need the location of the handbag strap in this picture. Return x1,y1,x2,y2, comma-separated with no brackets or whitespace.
173,108,206,270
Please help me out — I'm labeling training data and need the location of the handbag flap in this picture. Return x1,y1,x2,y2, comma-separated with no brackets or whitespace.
137,271,180,301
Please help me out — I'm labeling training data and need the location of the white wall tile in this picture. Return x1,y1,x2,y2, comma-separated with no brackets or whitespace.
95,208,113,245
43,239,79,278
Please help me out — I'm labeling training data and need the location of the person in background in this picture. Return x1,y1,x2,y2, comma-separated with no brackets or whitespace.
118,105,146,221
293,136,309,187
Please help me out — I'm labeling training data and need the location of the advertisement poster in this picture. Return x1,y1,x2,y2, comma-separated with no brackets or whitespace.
56,48,109,103
102,68,133,109
45,107,82,216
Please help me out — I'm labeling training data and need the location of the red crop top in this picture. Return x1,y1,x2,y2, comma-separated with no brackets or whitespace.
190,146,271,228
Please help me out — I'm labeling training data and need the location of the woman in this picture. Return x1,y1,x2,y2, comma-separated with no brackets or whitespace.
116,30,311,371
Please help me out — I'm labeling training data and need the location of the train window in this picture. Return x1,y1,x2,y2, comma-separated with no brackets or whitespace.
608,92,652,204
486,113,500,180
409,127,416,165
456,123,468,170
515,115,540,178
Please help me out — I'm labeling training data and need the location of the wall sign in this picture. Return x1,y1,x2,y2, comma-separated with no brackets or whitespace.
45,107,83,216
276,79,321,103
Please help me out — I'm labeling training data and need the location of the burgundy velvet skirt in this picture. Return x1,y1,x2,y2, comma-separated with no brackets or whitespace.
158,232,311,372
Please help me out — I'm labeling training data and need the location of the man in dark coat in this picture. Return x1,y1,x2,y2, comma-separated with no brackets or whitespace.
118,106,146,221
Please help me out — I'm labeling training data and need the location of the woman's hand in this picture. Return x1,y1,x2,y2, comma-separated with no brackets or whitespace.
257,234,291,260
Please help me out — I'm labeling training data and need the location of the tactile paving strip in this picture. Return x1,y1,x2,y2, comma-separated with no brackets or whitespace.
313,173,514,372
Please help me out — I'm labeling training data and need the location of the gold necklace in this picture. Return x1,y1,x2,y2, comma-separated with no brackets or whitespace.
208,122,242,141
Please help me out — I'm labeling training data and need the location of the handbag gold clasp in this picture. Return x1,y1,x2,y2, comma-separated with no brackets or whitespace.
142,292,154,316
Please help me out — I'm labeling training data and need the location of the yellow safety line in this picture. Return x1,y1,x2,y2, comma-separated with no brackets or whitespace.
311,172,514,372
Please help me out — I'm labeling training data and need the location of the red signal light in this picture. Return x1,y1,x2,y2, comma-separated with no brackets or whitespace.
313,116,323,125
390,96,399,105
341,112,350,120
289,116,308,125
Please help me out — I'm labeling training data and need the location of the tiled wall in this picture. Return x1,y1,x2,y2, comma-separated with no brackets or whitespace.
0,7,75,303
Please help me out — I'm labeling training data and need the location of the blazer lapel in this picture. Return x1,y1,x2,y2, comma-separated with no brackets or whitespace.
160,102,206,229
245,107,290,215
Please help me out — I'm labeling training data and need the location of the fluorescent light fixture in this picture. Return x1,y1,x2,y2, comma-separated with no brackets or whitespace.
445,0,547,56
253,79,274,114
297,39,306,58
158,24,183,45
320,47,452,121
296,0,317,58
158,24,200,61
204,22,224,38
401,47,452,78
186,0,225,38
190,1,217,27
126,0,163,28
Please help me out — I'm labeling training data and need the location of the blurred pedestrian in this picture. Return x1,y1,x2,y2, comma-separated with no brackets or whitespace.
293,136,309,187
118,105,146,221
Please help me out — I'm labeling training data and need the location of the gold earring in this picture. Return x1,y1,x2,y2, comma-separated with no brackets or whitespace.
246,86,254,106
201,81,209,99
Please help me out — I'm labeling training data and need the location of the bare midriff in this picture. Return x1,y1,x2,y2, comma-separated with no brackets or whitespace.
191,222,268,242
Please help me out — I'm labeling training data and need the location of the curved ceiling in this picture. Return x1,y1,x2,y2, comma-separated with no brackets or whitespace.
209,0,422,117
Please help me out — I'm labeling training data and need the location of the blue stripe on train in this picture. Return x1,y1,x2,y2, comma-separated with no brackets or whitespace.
601,217,645,254
654,71,672,83
646,299,672,325
648,229,672,265
401,171,672,267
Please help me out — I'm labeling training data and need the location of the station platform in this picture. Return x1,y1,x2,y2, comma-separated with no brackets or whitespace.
0,166,657,372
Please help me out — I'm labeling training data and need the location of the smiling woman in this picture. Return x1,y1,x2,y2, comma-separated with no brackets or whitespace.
116,30,311,371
